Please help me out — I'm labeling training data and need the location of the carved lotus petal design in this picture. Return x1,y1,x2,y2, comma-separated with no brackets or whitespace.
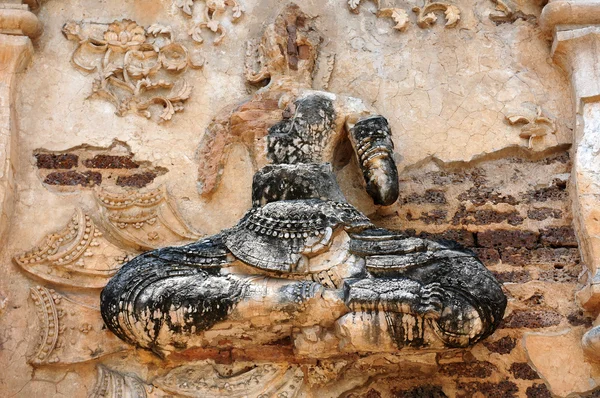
105,19,146,47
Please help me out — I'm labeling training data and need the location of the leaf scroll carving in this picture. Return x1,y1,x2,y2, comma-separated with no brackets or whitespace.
412,1,461,28
62,19,202,122
175,0,245,45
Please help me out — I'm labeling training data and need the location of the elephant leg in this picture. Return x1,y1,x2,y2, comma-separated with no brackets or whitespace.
101,255,347,353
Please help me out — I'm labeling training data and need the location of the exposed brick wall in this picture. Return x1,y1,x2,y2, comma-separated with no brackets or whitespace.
33,142,166,191
347,151,590,397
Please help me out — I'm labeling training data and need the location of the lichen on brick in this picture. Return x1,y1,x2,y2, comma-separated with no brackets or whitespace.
483,336,517,354
456,380,518,398
439,361,497,378
509,362,540,380
116,172,158,188
392,385,448,398
83,155,140,169
526,383,552,398
44,171,102,187
478,230,539,249
501,310,562,329
35,153,78,169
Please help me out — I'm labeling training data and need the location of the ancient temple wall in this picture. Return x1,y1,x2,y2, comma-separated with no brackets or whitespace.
0,0,597,397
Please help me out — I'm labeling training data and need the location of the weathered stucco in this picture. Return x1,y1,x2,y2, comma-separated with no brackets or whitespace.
2,0,600,397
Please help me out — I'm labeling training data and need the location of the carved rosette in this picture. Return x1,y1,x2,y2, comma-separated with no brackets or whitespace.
62,20,203,122
95,186,202,250
14,210,133,288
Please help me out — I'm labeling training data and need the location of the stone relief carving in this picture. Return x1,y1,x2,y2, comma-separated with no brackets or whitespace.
100,4,506,360
29,286,129,366
14,210,133,288
175,0,244,45
377,8,410,32
154,361,304,397
489,0,536,25
412,0,461,29
95,186,202,251
348,0,460,32
90,365,148,398
506,105,556,149
62,20,203,122
348,0,378,14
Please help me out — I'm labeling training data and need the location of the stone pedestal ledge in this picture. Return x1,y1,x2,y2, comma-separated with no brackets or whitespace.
542,0,600,362
0,8,42,39
0,34,33,244
541,1,600,35
0,3,38,244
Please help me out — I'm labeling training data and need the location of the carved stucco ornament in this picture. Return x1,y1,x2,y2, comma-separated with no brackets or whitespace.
377,8,410,32
100,4,506,360
95,186,202,251
176,0,244,45
90,365,148,398
348,0,460,32
489,0,536,25
28,286,129,366
62,20,203,122
412,0,461,29
14,209,133,289
154,361,304,397
506,105,557,150
0,4,39,244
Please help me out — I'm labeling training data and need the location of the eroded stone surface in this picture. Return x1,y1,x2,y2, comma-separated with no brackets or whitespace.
0,0,593,397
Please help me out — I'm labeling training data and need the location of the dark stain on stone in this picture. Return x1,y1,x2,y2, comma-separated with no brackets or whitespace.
456,380,518,398
116,171,158,188
452,206,524,226
402,189,447,205
439,361,496,378
524,293,544,306
522,182,568,203
526,383,552,398
415,229,476,247
510,362,540,380
478,230,539,249
501,248,580,267
567,310,594,327
500,310,562,329
363,389,382,398
408,209,448,225
286,23,298,70
44,171,102,186
473,248,500,266
35,153,78,169
483,336,517,354
84,155,140,169
527,208,563,221
491,270,531,284
539,264,582,283
392,385,448,398
427,167,487,186
540,226,578,248
458,187,518,206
